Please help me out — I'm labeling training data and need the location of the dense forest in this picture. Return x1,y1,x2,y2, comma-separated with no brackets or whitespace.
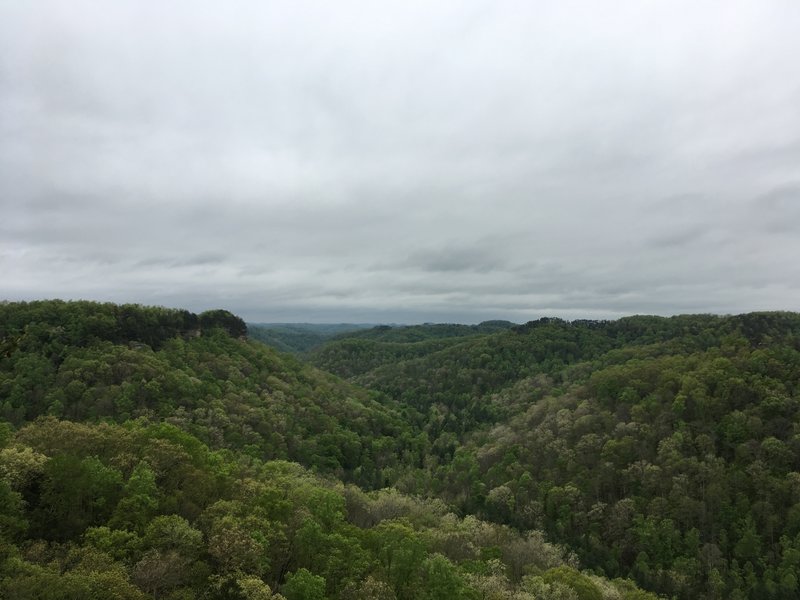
303,312,800,599
2,300,800,599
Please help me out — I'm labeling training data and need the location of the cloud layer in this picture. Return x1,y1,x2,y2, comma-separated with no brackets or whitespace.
2,1,800,322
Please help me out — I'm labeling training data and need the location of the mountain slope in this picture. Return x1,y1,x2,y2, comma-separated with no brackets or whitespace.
310,316,710,441
307,312,800,599
396,314,800,600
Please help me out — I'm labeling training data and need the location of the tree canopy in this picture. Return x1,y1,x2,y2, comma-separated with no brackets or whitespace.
5,300,800,598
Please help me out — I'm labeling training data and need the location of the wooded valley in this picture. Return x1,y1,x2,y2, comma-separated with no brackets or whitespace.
2,300,800,599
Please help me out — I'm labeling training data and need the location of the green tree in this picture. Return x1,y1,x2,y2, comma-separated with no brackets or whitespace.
109,461,159,531
281,568,325,600
33,454,123,540
542,567,603,600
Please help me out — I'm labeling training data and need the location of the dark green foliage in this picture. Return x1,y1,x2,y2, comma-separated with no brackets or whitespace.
199,309,248,338
32,454,123,540
0,300,201,352
0,478,27,541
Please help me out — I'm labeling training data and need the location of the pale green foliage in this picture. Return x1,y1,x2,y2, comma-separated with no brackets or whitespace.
143,515,203,558
466,565,538,600
208,515,266,574
237,574,277,600
130,549,190,597
340,576,397,599
0,445,48,489
521,575,579,600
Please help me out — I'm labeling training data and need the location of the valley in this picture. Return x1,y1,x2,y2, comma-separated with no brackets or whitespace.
2,301,800,599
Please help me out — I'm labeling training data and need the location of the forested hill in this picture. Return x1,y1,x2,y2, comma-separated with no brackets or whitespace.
309,311,800,599
247,323,375,355
312,313,800,425
0,300,658,600
326,321,517,343
0,300,418,486
308,321,517,380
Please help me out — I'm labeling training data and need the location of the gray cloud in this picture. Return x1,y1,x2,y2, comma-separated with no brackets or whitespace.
2,1,800,323
751,185,800,234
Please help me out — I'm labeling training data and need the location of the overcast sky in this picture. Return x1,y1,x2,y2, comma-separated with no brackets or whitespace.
2,1,799,323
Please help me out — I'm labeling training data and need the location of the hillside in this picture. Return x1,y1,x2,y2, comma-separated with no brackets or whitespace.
311,312,800,599
0,300,658,600
308,321,515,380
310,315,731,437
0,301,416,486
